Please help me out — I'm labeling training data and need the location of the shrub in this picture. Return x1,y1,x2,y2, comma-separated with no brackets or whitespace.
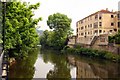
74,44,81,49
64,47,120,62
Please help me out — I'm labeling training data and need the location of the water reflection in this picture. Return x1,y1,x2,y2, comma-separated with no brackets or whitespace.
9,48,120,79
67,55,120,79
33,54,54,78
8,48,39,79
40,49,71,79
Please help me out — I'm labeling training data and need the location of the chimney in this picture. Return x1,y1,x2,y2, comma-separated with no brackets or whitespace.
111,9,113,12
106,8,108,11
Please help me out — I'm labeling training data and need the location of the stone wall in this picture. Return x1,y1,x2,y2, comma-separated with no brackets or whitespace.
89,43,120,55
76,34,120,55
68,36,77,48
89,34,120,55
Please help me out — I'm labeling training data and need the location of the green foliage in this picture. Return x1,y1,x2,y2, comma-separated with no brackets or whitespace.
0,33,2,43
40,13,72,50
63,47,120,62
8,48,39,78
5,2,42,58
47,13,72,31
74,44,81,49
47,13,72,50
40,49,71,79
108,30,120,44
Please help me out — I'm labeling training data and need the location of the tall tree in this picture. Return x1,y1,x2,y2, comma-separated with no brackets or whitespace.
47,13,72,50
5,2,42,58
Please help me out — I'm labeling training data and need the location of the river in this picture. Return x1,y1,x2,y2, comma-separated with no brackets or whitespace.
8,48,120,79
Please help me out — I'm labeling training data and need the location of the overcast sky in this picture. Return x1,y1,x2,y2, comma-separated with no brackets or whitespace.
22,0,120,34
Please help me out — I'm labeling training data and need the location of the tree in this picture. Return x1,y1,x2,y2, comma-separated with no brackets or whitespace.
40,30,49,47
5,2,42,58
47,13,72,50
108,30,120,44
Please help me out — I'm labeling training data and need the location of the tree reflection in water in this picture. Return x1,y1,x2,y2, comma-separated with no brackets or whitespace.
41,49,71,80
8,48,39,79
8,48,120,79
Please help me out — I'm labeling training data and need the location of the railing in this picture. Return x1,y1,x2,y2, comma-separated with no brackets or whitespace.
0,51,4,78
0,51,9,80
89,33,99,46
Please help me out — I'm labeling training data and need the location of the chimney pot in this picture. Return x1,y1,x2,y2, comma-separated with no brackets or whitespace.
106,8,108,11
112,9,113,12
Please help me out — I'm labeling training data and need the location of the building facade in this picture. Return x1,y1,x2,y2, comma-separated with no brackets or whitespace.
76,9,118,45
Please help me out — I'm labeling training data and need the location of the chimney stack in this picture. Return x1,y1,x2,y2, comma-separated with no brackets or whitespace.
106,8,108,11
111,9,113,12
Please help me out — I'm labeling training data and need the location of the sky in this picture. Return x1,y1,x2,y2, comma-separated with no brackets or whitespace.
22,0,120,34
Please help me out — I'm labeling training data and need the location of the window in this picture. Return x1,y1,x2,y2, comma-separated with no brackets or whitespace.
85,26,87,28
110,30,112,32
88,25,89,28
90,24,92,28
111,23,114,26
94,30,98,34
81,20,83,24
99,13,102,20
118,22,120,28
114,29,117,32
88,32,89,34
81,26,84,30
118,14,120,20
99,30,102,33
91,31,92,34
77,28,78,32
111,15,114,18
94,22,98,28
77,34,78,37
103,30,105,33
99,22,102,26
81,33,84,36
95,14,98,20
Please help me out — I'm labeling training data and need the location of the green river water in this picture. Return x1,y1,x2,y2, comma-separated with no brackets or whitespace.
8,48,120,79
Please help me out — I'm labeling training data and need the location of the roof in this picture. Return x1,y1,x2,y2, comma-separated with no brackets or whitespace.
77,9,116,23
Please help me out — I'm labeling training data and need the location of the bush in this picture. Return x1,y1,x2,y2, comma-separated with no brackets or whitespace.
74,44,81,49
63,46,70,50
108,30,120,44
64,47,120,62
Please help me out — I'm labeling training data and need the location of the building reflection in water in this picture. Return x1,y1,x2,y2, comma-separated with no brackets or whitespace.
67,55,120,79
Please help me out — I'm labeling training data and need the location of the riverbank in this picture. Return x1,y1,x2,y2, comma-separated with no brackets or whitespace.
62,46,120,62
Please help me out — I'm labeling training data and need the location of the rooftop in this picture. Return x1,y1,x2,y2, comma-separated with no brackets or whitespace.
77,8,116,22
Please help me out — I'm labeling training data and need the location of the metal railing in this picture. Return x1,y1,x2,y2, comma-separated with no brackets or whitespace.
0,51,9,80
89,33,99,46
0,51,4,78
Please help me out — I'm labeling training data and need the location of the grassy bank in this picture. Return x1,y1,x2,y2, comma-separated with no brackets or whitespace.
62,46,120,62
